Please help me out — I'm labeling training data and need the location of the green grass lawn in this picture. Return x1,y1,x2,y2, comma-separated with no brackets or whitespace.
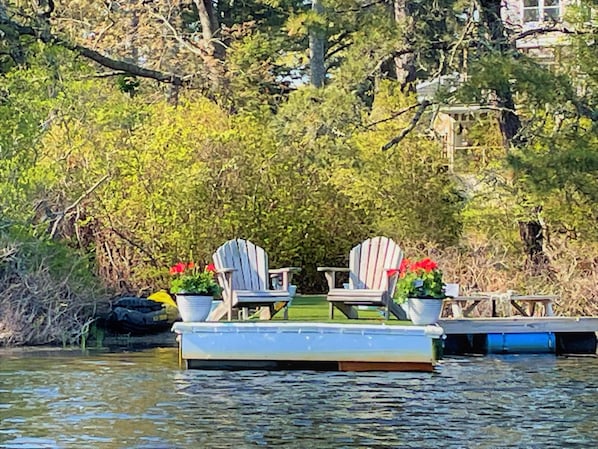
271,295,412,325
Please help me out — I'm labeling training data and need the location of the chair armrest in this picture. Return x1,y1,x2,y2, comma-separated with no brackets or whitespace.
383,268,401,296
317,267,350,291
269,267,302,275
215,267,236,293
269,267,301,290
317,267,350,273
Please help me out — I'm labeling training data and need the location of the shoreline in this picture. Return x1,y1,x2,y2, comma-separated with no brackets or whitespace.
0,329,178,354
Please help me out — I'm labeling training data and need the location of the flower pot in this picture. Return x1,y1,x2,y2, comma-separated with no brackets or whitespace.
407,297,443,325
399,302,411,320
176,294,214,322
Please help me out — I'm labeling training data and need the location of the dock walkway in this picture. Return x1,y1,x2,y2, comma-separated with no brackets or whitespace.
438,317,598,355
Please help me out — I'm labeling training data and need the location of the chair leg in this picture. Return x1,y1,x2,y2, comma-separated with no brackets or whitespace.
329,302,334,319
258,306,273,320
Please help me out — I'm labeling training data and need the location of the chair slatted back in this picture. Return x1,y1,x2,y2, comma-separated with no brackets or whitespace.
348,237,402,293
213,239,269,296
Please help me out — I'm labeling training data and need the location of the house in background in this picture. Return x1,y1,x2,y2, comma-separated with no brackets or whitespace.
419,0,575,172
503,0,573,63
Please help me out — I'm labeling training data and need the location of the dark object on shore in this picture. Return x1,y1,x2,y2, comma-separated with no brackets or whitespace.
107,297,176,335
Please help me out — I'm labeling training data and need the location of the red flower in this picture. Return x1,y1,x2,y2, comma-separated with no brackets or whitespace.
410,258,438,273
399,258,411,275
420,258,438,272
187,262,195,269
205,263,216,273
169,262,186,275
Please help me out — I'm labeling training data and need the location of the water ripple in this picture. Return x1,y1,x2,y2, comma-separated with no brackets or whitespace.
1,350,597,448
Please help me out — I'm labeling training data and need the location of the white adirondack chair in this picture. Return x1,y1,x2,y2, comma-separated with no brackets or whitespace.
318,236,407,320
209,238,301,321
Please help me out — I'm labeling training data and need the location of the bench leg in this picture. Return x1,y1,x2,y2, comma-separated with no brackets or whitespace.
451,302,463,318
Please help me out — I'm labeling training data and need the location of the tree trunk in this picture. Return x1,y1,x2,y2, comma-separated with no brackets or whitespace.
391,0,416,91
480,0,545,271
193,0,225,60
518,219,549,274
309,0,326,88
479,0,523,148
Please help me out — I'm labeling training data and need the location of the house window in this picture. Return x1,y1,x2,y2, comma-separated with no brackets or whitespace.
522,0,561,24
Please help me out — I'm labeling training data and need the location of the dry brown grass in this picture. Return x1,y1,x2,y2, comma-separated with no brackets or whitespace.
0,240,109,347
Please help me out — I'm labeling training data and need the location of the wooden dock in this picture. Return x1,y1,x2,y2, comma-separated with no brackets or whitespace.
438,317,598,355
439,317,598,334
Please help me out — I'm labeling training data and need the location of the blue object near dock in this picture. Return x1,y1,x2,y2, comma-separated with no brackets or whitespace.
486,332,556,354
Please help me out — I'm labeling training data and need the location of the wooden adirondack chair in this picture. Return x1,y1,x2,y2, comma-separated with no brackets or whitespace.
318,237,407,320
209,239,301,321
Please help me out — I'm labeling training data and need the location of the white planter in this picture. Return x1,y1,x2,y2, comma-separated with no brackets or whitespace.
399,302,411,320
176,294,213,322
407,297,443,325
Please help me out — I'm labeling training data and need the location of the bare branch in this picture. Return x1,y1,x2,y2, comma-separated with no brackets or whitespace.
149,9,204,58
109,227,159,266
82,70,129,79
510,25,580,43
336,0,387,13
365,102,422,128
63,42,186,85
381,100,431,151
50,174,110,238
0,16,186,86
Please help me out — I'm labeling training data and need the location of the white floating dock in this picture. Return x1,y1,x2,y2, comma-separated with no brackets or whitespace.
172,322,444,372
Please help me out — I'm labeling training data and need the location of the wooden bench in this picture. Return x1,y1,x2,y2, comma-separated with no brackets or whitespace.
444,293,556,318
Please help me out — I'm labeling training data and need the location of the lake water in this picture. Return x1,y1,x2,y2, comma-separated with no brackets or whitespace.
1,346,597,448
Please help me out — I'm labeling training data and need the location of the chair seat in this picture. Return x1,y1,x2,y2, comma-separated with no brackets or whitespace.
327,289,388,304
232,290,291,307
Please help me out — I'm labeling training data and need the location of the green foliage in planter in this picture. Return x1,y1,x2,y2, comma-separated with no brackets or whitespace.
394,258,445,303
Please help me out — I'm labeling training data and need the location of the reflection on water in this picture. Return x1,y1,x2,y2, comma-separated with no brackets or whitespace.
1,347,597,448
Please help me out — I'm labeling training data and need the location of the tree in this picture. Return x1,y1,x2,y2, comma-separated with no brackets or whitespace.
309,0,326,87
